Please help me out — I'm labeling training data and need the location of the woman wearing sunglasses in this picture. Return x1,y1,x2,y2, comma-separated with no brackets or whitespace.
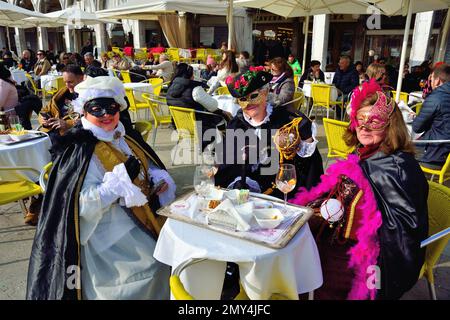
27,76,174,300
33,50,51,77
214,66,323,198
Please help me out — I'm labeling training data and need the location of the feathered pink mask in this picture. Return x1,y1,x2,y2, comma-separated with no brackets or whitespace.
349,79,394,131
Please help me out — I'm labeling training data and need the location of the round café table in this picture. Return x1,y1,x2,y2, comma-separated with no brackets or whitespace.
154,218,323,300
0,131,51,182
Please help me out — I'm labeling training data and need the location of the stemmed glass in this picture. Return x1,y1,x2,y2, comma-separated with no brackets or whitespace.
9,116,23,132
193,165,215,198
276,163,297,215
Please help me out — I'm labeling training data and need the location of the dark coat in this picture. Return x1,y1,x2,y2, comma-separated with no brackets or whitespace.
166,77,225,150
361,151,428,299
166,77,205,112
332,64,360,96
20,57,37,72
412,82,450,165
215,107,323,198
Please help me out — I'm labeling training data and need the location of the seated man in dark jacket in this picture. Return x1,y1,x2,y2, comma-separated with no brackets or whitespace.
412,63,450,168
166,63,227,151
333,55,359,117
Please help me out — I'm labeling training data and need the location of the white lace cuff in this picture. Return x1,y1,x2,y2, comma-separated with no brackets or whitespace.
102,163,148,208
297,137,318,158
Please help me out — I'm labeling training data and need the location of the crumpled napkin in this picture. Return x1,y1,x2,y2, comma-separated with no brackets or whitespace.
209,199,252,231
103,163,148,208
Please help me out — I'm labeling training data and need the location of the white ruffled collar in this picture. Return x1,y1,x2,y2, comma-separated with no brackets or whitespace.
81,117,126,142
243,104,273,127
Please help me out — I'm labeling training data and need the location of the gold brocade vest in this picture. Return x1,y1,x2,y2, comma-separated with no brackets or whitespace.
93,137,166,239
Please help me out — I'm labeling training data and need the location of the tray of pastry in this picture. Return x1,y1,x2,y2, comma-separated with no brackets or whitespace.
156,188,314,249
0,130,47,145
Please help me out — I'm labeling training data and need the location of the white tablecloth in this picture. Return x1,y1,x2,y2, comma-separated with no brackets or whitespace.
154,219,323,300
302,82,339,101
40,74,63,91
123,82,153,103
324,72,335,85
408,91,424,105
212,95,240,117
10,69,27,84
0,132,51,182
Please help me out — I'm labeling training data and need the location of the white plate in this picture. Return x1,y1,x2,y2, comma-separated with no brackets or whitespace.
8,133,35,142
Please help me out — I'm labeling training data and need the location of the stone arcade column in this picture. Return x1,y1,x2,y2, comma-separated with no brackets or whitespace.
94,23,107,56
409,11,434,69
37,27,49,50
14,27,27,56
132,20,146,48
310,14,329,70
64,25,75,52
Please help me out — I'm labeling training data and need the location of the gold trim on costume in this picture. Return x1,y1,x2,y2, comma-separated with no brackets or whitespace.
344,189,363,239
73,158,90,300
94,140,164,239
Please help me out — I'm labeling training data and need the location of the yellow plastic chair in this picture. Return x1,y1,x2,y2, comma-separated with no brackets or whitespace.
215,86,230,95
166,48,181,62
419,181,450,300
112,47,122,55
322,118,355,167
134,48,148,61
414,102,423,116
391,90,409,104
25,73,43,97
310,84,344,119
168,106,226,162
420,152,450,184
141,93,172,147
292,91,305,112
133,121,153,142
168,106,198,141
147,78,164,96
195,48,207,64
46,77,64,96
120,70,132,83
170,258,249,300
170,258,291,300
38,162,52,192
206,48,221,62
125,88,150,121
0,167,44,215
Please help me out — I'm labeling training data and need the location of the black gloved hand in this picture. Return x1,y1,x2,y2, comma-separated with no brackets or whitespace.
124,156,140,181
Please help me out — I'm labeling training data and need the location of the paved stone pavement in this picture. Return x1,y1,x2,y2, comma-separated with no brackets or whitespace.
1,118,449,300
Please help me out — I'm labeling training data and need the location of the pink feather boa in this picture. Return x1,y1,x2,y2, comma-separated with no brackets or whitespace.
290,154,383,300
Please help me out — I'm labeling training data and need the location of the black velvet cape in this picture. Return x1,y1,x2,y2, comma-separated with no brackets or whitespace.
26,123,166,300
361,151,429,299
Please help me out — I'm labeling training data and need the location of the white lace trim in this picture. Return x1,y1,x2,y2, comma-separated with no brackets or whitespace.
81,117,126,142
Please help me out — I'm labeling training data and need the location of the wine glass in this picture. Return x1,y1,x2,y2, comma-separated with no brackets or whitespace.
276,163,297,215
193,165,215,198
9,115,23,132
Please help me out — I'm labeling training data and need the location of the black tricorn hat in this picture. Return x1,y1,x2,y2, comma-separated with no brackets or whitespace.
226,67,273,98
